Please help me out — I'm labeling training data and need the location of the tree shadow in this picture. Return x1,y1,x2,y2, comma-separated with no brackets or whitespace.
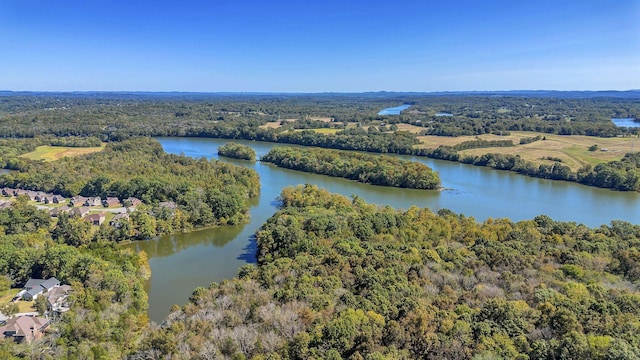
237,234,258,263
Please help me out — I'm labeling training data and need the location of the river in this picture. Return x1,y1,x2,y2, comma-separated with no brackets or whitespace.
126,137,640,322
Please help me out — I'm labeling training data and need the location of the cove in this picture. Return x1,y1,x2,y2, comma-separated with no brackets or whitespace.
126,137,640,322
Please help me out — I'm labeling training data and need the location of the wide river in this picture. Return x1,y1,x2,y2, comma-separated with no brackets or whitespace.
125,137,640,322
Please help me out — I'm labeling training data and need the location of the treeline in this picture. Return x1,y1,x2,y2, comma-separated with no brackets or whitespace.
418,147,576,182
520,135,544,145
185,126,419,154
49,135,102,147
218,142,256,161
0,138,261,232
415,147,640,191
261,147,441,189
577,152,640,191
0,197,149,359
450,139,514,151
133,185,640,359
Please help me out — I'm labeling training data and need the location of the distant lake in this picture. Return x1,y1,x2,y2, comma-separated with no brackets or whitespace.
612,118,640,128
378,104,411,115
0,169,13,175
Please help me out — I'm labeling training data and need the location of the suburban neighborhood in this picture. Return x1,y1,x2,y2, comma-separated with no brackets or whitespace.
0,277,72,343
0,187,150,228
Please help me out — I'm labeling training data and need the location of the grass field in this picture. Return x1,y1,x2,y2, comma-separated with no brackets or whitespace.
416,131,638,171
19,144,106,161
0,288,34,313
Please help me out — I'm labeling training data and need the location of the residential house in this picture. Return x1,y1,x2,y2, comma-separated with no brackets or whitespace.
14,189,27,197
49,205,71,217
22,277,61,301
69,206,90,218
1,187,14,196
25,191,39,201
46,284,72,313
70,195,88,207
52,195,65,204
85,213,106,226
40,194,55,204
124,197,143,208
102,197,121,207
110,213,130,227
84,197,102,207
0,316,49,343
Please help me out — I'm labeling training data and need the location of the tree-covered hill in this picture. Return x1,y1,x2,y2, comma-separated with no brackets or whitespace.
134,185,640,359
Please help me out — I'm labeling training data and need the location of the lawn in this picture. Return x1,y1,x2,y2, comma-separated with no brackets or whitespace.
415,131,638,171
19,144,105,162
0,288,34,313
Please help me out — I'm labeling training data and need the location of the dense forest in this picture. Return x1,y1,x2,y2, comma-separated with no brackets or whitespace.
0,138,260,236
218,142,257,161
262,147,441,189
133,185,640,359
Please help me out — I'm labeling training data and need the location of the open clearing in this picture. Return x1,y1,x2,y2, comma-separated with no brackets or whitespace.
19,144,106,161
416,131,638,171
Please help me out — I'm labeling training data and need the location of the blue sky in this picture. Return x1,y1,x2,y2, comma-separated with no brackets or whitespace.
1,0,638,92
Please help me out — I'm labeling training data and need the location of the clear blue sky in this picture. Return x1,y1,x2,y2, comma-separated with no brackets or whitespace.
1,0,638,92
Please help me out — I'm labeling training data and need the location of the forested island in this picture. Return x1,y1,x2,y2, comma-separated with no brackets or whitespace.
218,142,257,161
133,185,640,359
261,147,441,189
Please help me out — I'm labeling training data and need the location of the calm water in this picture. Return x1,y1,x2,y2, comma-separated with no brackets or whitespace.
612,118,640,128
378,104,411,115
127,137,640,322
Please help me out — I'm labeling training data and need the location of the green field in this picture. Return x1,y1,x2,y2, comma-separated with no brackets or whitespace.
0,288,34,313
416,131,638,171
19,144,105,162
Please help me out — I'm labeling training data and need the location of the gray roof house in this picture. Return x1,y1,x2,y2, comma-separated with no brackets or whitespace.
22,277,60,301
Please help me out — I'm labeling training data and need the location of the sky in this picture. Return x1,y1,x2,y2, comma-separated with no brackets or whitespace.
1,0,639,92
